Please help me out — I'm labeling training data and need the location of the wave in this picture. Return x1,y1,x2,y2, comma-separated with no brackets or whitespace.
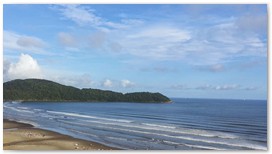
47,113,244,144
7,106,34,113
141,123,239,139
55,119,266,150
163,134,266,150
11,101,22,104
142,123,176,129
108,112,265,138
33,109,44,112
3,101,23,104
46,110,133,123
11,107,239,140
4,103,267,150
73,118,238,140
162,140,227,150
17,107,29,110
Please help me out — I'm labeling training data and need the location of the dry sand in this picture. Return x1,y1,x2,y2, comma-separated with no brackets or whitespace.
3,119,120,150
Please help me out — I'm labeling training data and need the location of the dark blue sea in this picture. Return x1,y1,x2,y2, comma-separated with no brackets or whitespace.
3,98,267,150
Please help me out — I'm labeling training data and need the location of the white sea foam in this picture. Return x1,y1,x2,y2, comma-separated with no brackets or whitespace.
3,99,266,151
142,123,176,129
162,140,227,150
107,136,128,141
9,107,34,113
182,143,227,150
109,126,264,150
33,109,43,111
11,101,22,104
54,114,238,142
15,119,39,127
164,134,266,150
7,108,262,150
17,107,29,110
55,119,266,150
46,110,132,123
141,123,237,139
3,106,15,109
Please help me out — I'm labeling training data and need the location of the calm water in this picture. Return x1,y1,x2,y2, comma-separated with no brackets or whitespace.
3,98,267,150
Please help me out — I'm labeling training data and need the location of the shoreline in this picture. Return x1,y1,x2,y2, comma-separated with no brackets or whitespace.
3,119,121,150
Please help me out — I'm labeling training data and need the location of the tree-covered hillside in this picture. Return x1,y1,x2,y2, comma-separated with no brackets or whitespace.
3,79,171,103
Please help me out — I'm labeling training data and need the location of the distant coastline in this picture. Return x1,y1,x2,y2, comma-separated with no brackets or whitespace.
3,79,171,103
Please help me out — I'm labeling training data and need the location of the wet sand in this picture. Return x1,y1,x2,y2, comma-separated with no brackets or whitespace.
3,119,120,150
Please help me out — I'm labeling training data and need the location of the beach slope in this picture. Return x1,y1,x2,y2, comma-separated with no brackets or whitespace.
3,119,118,150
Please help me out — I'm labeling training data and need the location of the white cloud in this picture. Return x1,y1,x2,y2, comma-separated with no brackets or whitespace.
57,32,80,51
127,26,191,40
17,36,45,48
4,31,48,54
171,83,259,91
104,21,128,29
3,59,11,76
102,79,113,88
50,5,266,72
88,31,107,49
4,54,43,81
115,22,265,65
202,22,266,56
57,30,122,52
214,84,240,90
208,64,225,72
58,32,77,47
194,64,225,72
48,73,93,89
195,84,244,91
173,20,267,66
52,5,144,30
53,4,102,26
120,26,191,60
121,80,135,88
4,54,94,89
242,86,259,91
109,42,123,52
117,17,265,67
236,14,267,36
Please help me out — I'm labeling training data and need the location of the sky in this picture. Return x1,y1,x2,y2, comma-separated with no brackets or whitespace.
3,4,267,99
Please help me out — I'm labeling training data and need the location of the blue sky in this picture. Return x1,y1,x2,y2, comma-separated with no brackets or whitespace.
3,4,267,99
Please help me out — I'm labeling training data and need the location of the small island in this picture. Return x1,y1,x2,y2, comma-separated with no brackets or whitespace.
3,79,171,103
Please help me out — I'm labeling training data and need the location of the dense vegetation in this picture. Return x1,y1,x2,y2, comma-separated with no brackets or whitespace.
3,79,171,103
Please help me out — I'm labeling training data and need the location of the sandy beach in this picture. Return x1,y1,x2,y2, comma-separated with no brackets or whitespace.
3,119,119,150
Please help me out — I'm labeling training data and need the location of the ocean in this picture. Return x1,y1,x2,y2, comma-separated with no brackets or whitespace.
3,98,267,150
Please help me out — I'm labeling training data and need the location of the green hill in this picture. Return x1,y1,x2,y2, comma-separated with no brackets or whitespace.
3,79,171,103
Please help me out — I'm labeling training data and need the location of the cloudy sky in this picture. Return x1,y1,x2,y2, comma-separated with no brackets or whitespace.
3,4,267,99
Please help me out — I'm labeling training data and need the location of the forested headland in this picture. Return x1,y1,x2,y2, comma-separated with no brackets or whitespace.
3,79,171,103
